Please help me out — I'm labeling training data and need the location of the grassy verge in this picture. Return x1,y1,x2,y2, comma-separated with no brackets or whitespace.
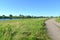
0,18,51,40
56,18,60,22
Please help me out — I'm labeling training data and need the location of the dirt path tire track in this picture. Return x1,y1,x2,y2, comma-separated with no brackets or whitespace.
45,18,60,40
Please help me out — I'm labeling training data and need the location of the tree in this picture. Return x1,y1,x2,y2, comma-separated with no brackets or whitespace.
19,14,24,18
2,15,5,19
9,14,13,19
50,16,54,18
26,15,32,18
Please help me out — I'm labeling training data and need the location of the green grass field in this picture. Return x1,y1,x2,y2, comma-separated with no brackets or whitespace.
0,18,50,40
56,18,60,22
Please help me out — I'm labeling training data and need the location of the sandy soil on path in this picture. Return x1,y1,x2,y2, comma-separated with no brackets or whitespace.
45,18,60,40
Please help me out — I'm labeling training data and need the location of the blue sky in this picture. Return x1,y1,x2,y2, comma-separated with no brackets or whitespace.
0,0,60,16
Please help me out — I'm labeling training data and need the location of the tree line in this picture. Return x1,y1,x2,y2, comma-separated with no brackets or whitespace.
0,14,58,19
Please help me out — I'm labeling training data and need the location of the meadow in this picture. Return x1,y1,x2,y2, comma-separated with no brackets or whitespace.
0,18,50,40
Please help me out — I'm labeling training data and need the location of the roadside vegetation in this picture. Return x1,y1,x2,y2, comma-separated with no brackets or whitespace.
56,17,60,22
0,18,51,40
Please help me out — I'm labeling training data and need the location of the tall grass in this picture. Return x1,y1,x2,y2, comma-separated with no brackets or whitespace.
0,18,50,40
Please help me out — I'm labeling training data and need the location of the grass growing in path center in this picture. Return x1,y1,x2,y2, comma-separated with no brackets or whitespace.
0,18,50,40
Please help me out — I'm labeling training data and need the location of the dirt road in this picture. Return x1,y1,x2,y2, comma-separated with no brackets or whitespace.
45,18,60,40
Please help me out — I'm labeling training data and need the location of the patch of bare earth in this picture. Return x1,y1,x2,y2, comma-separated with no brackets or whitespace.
45,18,60,40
